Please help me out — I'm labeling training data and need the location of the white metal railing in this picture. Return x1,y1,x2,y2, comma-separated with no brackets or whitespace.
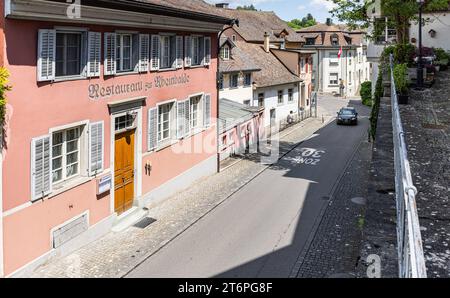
389,55,427,278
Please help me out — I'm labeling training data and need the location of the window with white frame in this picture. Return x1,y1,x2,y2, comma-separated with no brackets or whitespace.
329,52,339,66
288,89,294,102
31,122,104,201
116,33,133,72
191,36,204,66
349,71,352,85
190,95,203,130
56,32,83,77
220,45,230,60
158,103,174,142
278,90,284,105
329,73,339,85
160,35,176,69
52,126,82,183
115,114,136,132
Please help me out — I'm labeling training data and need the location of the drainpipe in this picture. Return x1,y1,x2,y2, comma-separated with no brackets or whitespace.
217,19,239,173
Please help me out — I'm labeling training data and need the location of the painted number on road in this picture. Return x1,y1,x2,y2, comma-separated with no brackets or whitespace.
291,148,325,166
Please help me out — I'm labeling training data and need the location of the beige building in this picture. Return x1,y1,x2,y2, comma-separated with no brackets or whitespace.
297,21,370,97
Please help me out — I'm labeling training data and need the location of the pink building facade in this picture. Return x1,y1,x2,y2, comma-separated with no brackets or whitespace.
0,0,232,276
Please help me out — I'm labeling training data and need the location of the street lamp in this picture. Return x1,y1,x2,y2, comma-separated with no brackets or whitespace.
416,0,425,89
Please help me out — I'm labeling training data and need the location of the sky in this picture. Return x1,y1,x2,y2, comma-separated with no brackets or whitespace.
206,0,337,23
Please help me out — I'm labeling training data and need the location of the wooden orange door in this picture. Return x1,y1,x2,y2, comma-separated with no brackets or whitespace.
114,129,135,215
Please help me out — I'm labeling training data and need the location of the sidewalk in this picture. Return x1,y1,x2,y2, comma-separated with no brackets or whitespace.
401,70,450,278
27,111,334,278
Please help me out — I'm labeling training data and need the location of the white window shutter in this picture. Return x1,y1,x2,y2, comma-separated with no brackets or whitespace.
139,34,150,72
150,35,160,71
87,32,101,78
204,37,211,66
37,29,56,82
177,101,186,139
203,94,211,128
148,107,158,151
104,33,116,76
170,36,177,69
89,121,104,176
185,36,192,68
31,135,52,201
184,99,190,136
176,36,184,69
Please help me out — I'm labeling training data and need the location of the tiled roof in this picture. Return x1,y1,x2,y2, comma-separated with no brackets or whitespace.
217,9,305,43
233,41,301,88
219,38,261,73
297,23,365,47
133,0,221,15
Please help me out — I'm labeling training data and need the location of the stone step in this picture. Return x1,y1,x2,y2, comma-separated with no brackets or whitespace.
112,207,149,232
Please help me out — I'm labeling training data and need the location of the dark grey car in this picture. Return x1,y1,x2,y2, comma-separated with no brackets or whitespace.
337,107,358,125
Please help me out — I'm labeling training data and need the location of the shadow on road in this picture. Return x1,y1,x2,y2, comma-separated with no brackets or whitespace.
212,100,371,278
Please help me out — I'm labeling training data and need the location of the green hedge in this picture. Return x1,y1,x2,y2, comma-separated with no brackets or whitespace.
360,81,372,107
369,71,383,141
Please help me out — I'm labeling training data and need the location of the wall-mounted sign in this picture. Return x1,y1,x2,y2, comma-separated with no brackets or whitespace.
97,174,112,195
88,73,190,100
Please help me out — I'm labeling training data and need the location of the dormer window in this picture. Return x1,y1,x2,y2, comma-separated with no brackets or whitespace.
220,45,230,60
331,34,339,46
281,38,286,50
306,38,315,45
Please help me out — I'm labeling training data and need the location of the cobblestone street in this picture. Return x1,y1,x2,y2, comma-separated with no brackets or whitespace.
295,139,372,278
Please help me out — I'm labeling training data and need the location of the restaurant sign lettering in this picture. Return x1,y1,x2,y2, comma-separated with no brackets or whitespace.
88,73,190,100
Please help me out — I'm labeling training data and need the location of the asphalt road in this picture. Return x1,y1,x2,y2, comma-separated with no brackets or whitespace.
127,97,370,278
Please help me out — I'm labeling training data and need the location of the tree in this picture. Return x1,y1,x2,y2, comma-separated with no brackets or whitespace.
329,0,449,43
287,14,317,30
236,4,257,11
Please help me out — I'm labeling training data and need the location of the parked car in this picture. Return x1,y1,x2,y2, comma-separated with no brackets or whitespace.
337,107,358,125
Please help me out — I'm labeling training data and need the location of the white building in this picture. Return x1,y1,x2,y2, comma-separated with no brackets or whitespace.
410,5,450,51
297,21,370,97
366,0,397,95
219,37,302,130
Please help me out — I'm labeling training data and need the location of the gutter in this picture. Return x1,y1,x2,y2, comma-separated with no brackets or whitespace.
47,0,234,25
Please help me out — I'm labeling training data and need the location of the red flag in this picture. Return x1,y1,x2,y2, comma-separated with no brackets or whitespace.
338,46,343,59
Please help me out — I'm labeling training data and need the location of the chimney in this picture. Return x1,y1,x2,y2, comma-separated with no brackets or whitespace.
264,32,270,53
326,18,332,26
215,3,229,8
